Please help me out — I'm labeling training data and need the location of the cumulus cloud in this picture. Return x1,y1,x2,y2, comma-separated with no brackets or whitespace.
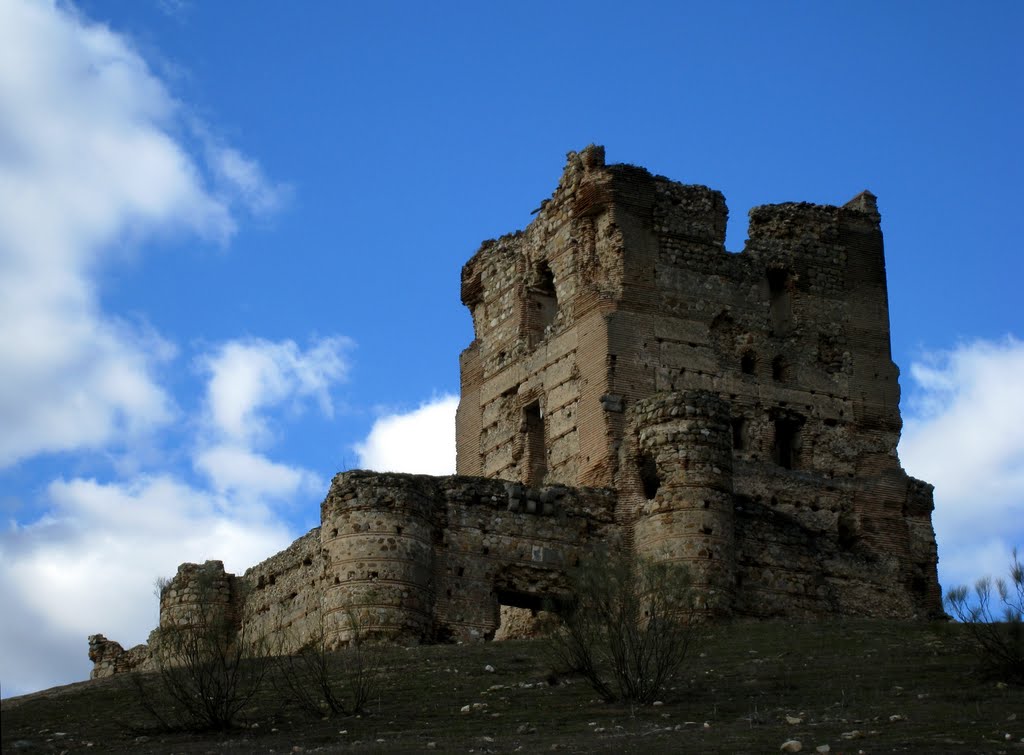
0,332,351,697
899,336,1024,593
355,395,459,475
0,2,318,697
198,336,352,445
193,444,321,500
0,0,285,468
0,475,292,696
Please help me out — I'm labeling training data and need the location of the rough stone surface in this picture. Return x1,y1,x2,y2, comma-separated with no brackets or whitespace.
89,146,942,677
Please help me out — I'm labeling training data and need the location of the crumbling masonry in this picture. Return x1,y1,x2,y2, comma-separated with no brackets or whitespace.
89,146,943,678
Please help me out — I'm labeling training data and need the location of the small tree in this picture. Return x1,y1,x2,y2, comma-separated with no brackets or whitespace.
546,548,699,704
274,604,378,717
945,547,1024,683
133,566,270,731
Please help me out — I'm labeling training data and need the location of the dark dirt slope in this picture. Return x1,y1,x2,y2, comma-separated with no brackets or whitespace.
3,620,1022,754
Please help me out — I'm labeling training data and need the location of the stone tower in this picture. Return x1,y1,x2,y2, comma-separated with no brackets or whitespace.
457,145,940,617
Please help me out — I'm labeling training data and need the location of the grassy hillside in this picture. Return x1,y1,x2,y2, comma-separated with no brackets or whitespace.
2,620,1022,753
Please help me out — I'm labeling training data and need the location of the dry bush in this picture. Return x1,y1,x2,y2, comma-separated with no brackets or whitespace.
274,606,378,717
132,568,270,731
546,548,700,703
945,547,1024,683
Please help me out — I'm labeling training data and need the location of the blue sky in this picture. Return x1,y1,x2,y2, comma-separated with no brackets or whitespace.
0,0,1021,697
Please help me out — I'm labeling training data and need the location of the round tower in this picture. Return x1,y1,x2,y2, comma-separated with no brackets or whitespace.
320,471,437,646
630,390,736,615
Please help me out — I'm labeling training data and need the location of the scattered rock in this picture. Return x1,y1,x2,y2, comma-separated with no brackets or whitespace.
426,743,436,750
653,700,664,706
786,714,804,725
780,740,802,752
516,724,536,735
461,704,472,714
815,746,830,754
889,714,905,722
840,730,863,740
485,664,496,673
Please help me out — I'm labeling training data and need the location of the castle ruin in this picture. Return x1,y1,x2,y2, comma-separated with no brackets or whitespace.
89,146,943,678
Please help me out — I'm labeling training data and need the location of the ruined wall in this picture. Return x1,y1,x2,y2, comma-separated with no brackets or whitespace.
320,471,617,645
91,471,618,674
241,528,325,652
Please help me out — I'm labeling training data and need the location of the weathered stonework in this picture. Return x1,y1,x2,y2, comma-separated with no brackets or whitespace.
90,146,942,678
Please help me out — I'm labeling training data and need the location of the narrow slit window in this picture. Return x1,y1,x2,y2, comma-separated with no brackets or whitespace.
526,262,558,345
523,400,547,487
741,352,757,375
731,417,746,450
773,416,802,470
772,355,789,382
768,269,794,336
638,453,661,500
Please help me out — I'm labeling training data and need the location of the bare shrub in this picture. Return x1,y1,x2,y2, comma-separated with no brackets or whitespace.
546,548,700,703
132,566,270,731
945,547,1024,683
274,605,378,717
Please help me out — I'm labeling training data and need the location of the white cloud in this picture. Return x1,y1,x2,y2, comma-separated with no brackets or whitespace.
899,336,1024,594
199,336,352,445
210,145,292,216
0,2,323,699
0,332,352,698
194,444,322,500
0,475,292,696
0,0,285,469
355,395,458,475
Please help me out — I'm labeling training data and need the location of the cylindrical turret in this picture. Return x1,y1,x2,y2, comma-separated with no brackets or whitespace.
158,560,238,633
320,471,437,646
631,390,736,615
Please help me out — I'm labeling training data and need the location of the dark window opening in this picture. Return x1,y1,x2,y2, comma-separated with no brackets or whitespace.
496,589,547,612
837,513,858,551
741,352,757,375
731,417,746,450
638,453,661,500
773,416,803,470
772,355,789,382
526,262,558,345
523,400,547,487
768,268,794,336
